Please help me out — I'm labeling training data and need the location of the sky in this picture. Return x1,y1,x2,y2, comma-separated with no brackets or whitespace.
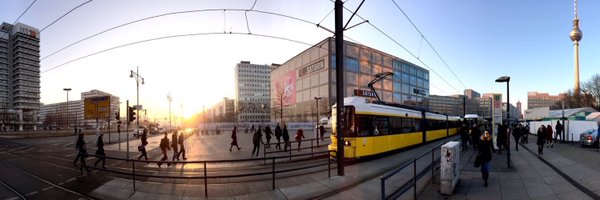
1,0,599,121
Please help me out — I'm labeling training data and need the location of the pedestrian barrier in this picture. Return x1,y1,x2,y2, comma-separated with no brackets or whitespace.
263,137,331,162
88,150,334,198
380,141,447,200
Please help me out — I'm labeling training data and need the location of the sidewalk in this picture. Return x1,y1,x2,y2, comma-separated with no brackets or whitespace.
420,136,594,200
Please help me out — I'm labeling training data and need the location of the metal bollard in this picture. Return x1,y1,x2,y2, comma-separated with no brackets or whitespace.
204,162,208,197
272,157,276,190
413,158,417,200
132,160,136,191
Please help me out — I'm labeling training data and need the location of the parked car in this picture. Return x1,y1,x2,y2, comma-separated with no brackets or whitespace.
580,129,599,147
149,127,159,134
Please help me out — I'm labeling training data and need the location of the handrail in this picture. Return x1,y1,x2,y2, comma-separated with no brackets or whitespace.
86,149,335,198
380,140,451,200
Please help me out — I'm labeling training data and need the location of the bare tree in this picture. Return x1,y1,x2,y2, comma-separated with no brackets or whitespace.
583,74,600,106
273,83,289,123
552,89,599,110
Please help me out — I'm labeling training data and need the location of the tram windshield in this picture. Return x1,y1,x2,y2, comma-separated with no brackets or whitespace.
332,106,355,137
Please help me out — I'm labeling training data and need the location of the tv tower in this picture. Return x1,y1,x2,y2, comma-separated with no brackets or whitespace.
570,0,583,93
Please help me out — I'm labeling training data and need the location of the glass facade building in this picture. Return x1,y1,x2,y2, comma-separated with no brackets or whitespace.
270,38,429,123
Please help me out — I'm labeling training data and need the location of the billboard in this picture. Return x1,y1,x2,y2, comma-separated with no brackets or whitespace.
275,71,296,105
84,96,111,119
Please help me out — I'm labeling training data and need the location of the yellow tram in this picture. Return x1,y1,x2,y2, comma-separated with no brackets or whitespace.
329,97,461,159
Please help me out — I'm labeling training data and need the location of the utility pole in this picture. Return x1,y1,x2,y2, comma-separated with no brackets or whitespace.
334,0,345,176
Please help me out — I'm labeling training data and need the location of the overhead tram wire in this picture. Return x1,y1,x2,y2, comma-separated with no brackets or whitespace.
41,32,321,73
41,8,361,62
330,0,461,94
0,0,37,38
390,0,466,89
40,0,93,33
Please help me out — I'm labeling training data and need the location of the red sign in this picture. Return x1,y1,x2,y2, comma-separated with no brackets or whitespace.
353,89,376,98
275,71,296,105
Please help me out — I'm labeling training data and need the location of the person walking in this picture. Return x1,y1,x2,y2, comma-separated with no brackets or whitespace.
251,126,263,157
264,125,273,148
477,131,494,187
171,132,179,161
158,133,171,168
94,133,106,169
596,123,600,151
230,127,241,151
73,133,90,174
460,123,469,151
275,123,282,150
319,125,326,141
177,131,187,160
138,131,149,161
295,128,305,151
513,125,521,152
283,125,290,151
251,124,255,133
546,124,554,148
537,125,546,156
555,121,563,143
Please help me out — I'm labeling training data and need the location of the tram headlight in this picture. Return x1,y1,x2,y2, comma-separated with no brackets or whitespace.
344,141,351,146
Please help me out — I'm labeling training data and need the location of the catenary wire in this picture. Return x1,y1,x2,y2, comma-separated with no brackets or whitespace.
40,0,93,33
0,0,37,38
390,0,466,89
41,8,360,62
41,32,319,73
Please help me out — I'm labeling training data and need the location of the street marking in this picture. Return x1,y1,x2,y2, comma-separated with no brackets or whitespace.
6,196,19,200
58,182,64,185
26,191,38,196
42,186,53,191
66,178,76,182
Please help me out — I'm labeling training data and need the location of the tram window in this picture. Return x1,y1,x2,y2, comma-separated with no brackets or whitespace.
373,116,389,135
414,119,422,132
390,117,403,134
356,115,373,137
343,106,356,137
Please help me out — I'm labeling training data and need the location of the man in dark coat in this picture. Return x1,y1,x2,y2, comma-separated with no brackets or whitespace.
537,125,546,156
470,124,481,150
460,123,469,151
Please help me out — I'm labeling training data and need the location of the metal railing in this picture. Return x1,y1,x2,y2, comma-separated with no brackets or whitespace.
380,141,447,200
263,137,331,161
88,149,334,198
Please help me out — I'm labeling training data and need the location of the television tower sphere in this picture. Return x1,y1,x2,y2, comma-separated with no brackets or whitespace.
570,19,582,42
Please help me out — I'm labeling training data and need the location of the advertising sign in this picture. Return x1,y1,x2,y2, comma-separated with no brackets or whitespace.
298,60,325,77
491,93,502,148
275,71,296,105
84,96,111,119
353,89,376,98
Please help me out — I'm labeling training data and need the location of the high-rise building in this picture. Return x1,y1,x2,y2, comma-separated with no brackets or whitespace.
0,22,41,131
570,0,583,93
464,89,481,99
516,101,523,119
235,61,274,122
527,92,565,109
210,97,235,122
427,95,463,116
270,38,429,123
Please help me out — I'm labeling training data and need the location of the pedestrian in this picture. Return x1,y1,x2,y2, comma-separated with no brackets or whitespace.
546,124,554,148
251,126,263,157
158,133,171,167
295,128,305,151
596,123,600,151
555,121,563,143
477,131,494,187
94,133,106,169
460,123,469,151
275,123,282,150
251,124,255,133
73,133,90,174
283,125,290,151
230,127,241,151
497,124,507,154
470,124,480,150
319,125,326,141
264,125,273,148
513,125,521,151
177,131,187,160
171,132,179,161
138,131,149,161
537,125,546,156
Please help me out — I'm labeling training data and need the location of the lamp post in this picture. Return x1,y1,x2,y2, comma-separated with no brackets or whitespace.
63,88,71,131
167,93,172,131
130,66,144,136
314,97,322,142
495,76,511,168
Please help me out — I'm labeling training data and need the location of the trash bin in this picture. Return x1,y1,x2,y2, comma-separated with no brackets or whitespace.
440,141,460,195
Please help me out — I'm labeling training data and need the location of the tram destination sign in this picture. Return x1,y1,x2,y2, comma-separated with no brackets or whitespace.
353,89,377,98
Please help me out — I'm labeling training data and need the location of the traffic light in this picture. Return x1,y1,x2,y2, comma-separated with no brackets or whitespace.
128,106,136,122
115,112,120,121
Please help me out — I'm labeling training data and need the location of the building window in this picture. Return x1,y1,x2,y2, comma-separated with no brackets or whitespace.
346,57,359,72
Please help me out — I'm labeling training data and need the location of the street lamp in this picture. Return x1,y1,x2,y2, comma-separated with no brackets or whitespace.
495,76,511,168
130,66,144,136
167,93,172,131
63,88,71,131
314,97,323,142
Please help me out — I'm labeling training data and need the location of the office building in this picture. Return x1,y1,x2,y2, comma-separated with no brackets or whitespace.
527,92,565,109
235,61,274,122
211,97,235,122
427,95,463,116
0,22,41,131
464,89,481,99
270,37,429,123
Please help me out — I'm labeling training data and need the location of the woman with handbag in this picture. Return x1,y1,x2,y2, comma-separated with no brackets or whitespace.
477,130,494,187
